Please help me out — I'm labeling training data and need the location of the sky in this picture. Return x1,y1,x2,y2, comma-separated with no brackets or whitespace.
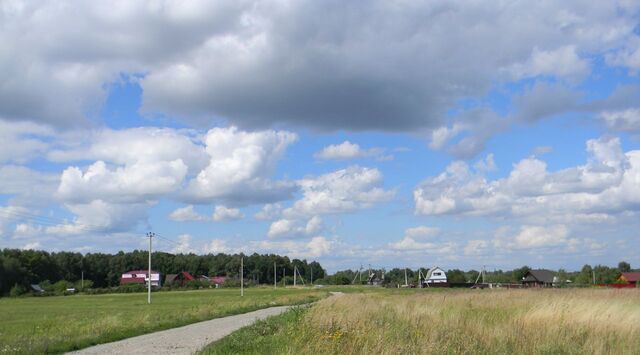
1,1,640,272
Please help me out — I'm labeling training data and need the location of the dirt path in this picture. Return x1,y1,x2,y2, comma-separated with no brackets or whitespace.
67,306,291,355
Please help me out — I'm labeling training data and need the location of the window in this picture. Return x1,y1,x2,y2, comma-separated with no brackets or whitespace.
434,272,441,276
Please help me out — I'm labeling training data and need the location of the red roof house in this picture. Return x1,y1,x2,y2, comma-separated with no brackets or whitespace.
619,272,640,284
210,276,227,285
121,270,161,287
165,271,195,286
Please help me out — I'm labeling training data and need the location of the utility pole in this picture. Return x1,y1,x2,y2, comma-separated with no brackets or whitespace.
404,268,408,287
592,269,596,285
482,265,486,284
240,256,244,297
147,232,154,304
274,261,277,289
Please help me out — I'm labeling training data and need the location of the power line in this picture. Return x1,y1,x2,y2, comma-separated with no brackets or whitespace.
0,209,110,234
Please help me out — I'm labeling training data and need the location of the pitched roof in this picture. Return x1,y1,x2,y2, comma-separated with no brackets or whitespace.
210,276,227,284
620,272,640,283
123,270,159,275
523,269,555,283
166,272,195,284
425,266,446,279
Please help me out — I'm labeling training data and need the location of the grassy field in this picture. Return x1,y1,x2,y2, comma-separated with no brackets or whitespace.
0,287,325,354
202,288,640,355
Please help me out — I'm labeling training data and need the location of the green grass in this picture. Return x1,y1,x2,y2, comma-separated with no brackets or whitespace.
0,287,325,354
200,306,309,355
201,288,640,355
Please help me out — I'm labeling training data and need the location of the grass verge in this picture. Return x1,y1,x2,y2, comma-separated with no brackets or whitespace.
0,287,325,354
200,306,308,355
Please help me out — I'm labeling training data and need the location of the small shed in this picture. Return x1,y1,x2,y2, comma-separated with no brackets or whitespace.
618,272,640,284
522,269,556,287
165,271,195,286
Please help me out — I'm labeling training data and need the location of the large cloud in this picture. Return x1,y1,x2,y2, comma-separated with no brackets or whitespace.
284,166,394,218
266,165,394,239
2,1,639,131
48,127,209,174
182,126,298,205
414,137,640,223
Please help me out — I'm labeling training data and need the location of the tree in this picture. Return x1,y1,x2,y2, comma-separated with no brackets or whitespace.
511,266,531,283
447,269,467,283
576,264,593,285
618,261,631,273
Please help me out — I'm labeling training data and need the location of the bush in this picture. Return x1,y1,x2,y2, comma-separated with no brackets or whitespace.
74,279,93,291
52,280,73,294
222,278,242,288
117,283,148,293
10,284,28,297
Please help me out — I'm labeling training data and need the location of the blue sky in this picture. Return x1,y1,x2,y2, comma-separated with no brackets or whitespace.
1,1,640,272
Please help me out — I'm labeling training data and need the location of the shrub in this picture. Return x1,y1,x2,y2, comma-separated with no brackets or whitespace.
222,278,242,288
117,284,147,293
9,284,28,297
52,280,73,294
74,279,93,291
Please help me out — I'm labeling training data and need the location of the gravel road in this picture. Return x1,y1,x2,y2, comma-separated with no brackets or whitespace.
67,305,291,355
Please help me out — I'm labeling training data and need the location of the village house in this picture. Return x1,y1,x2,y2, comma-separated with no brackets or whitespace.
522,269,556,287
120,270,161,287
165,271,195,286
618,272,640,285
209,276,227,287
423,266,448,286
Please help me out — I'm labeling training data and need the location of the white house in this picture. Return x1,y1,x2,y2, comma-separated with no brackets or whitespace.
120,270,161,287
425,266,447,284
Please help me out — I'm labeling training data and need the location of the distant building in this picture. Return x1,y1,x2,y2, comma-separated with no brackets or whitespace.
424,267,447,285
121,270,161,287
522,269,556,287
618,272,640,284
165,271,195,286
209,276,227,286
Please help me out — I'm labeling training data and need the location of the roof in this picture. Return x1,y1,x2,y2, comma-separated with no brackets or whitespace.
620,272,640,283
426,266,446,279
523,269,555,283
165,271,195,284
31,284,45,293
123,270,159,275
210,276,227,284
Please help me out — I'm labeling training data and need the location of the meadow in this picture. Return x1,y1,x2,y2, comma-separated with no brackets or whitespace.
0,287,325,354
203,288,640,355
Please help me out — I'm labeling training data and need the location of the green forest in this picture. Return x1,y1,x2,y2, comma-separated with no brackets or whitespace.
0,248,325,296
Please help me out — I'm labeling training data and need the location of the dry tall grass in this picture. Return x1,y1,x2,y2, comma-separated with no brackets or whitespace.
288,289,640,354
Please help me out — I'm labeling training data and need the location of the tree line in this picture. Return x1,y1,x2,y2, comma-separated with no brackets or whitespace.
0,248,326,296
325,262,636,286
